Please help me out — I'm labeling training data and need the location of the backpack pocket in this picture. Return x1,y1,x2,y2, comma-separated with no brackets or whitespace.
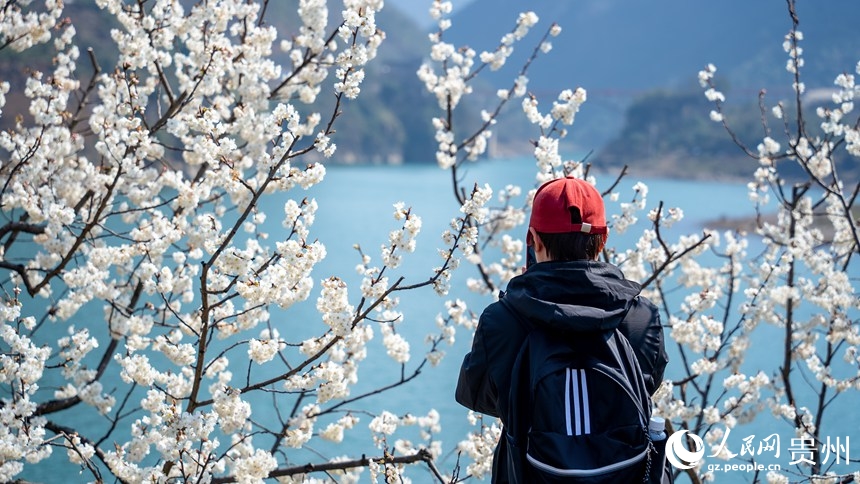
526,427,649,483
524,366,650,483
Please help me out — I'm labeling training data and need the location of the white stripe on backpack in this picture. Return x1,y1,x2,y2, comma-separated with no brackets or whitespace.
565,369,591,436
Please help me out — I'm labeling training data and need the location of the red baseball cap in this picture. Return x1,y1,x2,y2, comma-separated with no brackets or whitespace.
527,176,607,246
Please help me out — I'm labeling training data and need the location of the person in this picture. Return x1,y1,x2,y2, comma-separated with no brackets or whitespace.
455,175,669,483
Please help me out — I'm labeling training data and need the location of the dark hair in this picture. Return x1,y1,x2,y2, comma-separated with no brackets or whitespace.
536,231,607,261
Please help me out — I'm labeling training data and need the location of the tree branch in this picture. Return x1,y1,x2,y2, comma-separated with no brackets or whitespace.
210,449,442,483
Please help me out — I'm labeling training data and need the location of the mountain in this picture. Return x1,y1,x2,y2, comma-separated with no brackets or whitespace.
442,0,860,175
446,0,860,95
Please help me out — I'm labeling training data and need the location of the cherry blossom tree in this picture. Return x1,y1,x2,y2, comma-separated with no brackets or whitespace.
642,2,860,483
0,0,452,481
0,0,857,483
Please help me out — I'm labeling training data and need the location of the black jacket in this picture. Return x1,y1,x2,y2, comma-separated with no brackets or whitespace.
455,260,669,483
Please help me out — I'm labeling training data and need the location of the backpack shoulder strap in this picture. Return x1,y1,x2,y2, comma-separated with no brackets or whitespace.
498,297,536,444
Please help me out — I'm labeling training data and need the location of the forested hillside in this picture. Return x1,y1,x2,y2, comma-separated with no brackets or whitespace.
594,88,860,181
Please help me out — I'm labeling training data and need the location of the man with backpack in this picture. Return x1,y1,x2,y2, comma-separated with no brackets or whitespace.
455,176,670,483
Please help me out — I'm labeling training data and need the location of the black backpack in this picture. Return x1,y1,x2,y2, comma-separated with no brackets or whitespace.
502,301,656,484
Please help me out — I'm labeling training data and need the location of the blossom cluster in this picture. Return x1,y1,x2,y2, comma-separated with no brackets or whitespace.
418,9,559,170
457,413,502,480
0,0,63,52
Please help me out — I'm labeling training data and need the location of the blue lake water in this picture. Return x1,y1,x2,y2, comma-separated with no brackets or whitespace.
18,158,859,482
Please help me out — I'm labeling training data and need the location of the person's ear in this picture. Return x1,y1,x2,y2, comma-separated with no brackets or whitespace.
527,227,538,247
528,227,545,255
529,227,552,263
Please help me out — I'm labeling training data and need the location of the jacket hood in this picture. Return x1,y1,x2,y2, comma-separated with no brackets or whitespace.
502,260,642,333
